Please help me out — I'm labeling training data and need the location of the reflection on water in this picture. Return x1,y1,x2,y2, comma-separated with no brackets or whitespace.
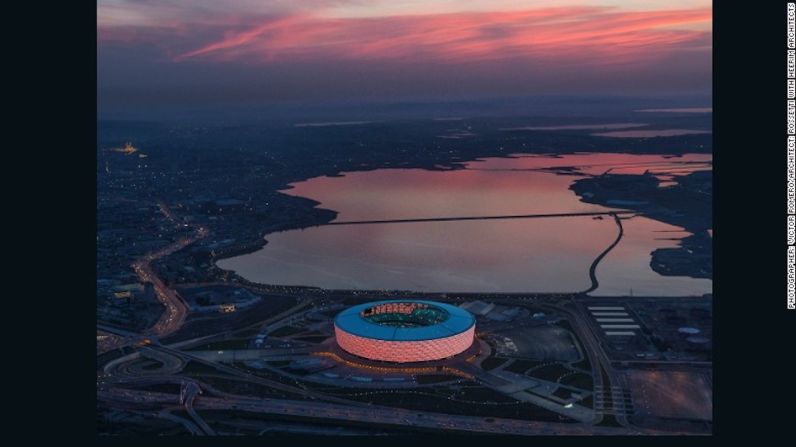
635,108,712,113
592,129,711,138
590,218,709,296
500,123,647,131
218,153,712,296
224,219,614,293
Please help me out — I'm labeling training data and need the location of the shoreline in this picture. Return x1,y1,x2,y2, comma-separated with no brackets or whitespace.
209,155,711,295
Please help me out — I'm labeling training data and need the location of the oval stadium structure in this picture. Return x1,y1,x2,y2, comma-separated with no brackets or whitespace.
333,300,476,363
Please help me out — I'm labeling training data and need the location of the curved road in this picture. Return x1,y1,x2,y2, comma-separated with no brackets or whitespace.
582,213,625,294
99,201,208,354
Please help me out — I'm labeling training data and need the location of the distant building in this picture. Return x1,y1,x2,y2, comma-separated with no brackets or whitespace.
219,303,236,313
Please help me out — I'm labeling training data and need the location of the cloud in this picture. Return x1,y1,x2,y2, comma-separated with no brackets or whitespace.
97,3,711,107
97,0,358,26
164,6,709,65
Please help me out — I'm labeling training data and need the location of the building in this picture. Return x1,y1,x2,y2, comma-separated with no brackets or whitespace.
334,300,475,363
219,303,236,313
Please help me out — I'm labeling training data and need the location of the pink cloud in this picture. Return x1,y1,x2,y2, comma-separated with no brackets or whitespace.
168,6,710,65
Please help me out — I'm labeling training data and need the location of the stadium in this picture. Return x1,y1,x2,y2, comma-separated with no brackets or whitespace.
333,300,476,363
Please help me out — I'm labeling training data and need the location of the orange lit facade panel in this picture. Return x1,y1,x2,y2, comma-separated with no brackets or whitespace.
334,324,475,363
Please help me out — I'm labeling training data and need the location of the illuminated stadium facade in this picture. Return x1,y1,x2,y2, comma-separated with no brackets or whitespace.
333,300,476,363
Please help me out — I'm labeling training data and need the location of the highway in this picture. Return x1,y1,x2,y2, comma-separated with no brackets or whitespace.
97,330,126,355
181,381,216,436
98,298,315,378
100,200,208,355
150,343,376,408
157,409,204,435
133,224,208,339
98,387,659,436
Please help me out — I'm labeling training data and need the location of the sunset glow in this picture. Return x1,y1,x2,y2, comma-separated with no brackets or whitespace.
97,0,711,109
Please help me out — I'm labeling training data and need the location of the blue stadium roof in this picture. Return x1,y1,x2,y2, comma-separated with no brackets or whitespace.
334,300,475,341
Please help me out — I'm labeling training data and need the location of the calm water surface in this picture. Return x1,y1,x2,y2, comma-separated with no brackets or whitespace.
592,129,711,138
218,153,712,295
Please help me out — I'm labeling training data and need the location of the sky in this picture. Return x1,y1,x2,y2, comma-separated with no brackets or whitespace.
97,0,711,114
